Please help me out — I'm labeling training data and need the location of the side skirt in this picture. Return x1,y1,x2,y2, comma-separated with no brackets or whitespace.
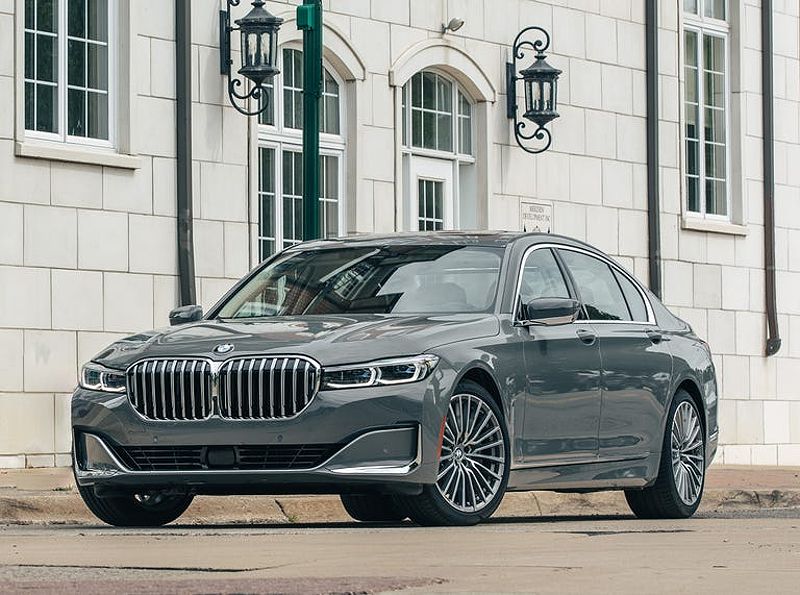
506,453,660,492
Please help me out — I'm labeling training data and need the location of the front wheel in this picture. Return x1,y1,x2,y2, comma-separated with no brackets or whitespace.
77,484,194,527
625,390,706,519
400,380,510,526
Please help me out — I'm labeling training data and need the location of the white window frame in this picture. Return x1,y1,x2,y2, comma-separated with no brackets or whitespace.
401,69,476,232
682,0,732,222
256,44,347,260
23,0,117,149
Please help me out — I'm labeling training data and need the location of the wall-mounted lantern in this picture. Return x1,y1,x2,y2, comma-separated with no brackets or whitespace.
506,27,562,154
219,0,283,116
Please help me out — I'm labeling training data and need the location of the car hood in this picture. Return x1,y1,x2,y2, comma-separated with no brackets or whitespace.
92,314,500,370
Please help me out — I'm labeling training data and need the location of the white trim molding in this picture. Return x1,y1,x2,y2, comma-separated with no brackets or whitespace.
389,39,497,104
276,16,367,82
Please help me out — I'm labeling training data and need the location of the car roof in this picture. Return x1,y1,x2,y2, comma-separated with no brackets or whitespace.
293,231,600,251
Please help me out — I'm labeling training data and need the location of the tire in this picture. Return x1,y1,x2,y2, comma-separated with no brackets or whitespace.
77,484,194,527
340,494,408,523
400,380,510,527
625,389,706,519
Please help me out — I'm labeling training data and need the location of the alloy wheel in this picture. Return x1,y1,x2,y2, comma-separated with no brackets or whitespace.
670,401,705,506
436,393,506,513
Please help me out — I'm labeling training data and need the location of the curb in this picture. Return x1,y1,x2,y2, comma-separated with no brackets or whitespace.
1,488,798,526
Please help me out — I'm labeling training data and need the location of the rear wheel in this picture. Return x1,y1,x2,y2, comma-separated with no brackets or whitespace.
340,494,407,523
77,484,194,527
625,390,705,519
400,380,509,527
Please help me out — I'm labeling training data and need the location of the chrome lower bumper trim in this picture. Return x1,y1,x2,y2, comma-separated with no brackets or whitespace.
76,426,421,480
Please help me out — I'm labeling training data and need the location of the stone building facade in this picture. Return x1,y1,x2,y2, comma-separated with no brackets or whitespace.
0,0,798,468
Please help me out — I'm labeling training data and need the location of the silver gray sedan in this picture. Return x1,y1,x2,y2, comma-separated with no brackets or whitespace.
72,232,718,527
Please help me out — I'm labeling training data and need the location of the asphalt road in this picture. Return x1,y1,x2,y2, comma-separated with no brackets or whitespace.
1,511,798,594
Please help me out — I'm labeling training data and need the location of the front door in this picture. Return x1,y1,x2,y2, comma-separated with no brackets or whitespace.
518,247,603,466
410,157,454,231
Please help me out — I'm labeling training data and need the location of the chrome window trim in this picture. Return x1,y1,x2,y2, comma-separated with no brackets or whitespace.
512,243,657,327
124,355,322,423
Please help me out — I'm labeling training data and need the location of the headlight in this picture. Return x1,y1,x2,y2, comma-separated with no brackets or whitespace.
80,363,127,394
321,355,440,390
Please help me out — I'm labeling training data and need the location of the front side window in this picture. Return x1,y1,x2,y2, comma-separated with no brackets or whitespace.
558,250,631,322
216,246,504,318
518,249,570,310
683,0,729,218
257,48,345,261
24,0,113,144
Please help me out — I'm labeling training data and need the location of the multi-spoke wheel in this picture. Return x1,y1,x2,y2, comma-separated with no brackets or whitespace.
437,393,506,513
625,390,706,519
400,380,509,526
671,401,705,506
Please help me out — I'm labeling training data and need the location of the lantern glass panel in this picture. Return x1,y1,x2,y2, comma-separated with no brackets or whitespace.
247,32,258,67
259,32,271,66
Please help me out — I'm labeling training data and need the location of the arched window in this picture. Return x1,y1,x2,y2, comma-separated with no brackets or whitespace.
401,70,474,231
257,47,346,259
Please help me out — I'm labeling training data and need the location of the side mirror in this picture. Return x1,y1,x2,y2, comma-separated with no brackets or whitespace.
521,298,581,326
169,305,203,326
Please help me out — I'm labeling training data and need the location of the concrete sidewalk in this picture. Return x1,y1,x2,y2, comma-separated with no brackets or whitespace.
1,466,798,525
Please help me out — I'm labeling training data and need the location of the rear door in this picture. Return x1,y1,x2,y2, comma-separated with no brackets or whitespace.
519,247,603,466
556,249,673,462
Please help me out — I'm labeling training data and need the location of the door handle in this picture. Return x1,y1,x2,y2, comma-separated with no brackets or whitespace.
576,329,597,346
646,330,665,344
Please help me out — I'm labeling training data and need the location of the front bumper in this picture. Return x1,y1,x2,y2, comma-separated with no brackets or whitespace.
72,374,453,496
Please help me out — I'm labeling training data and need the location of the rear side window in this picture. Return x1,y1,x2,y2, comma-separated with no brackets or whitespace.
558,250,630,321
518,249,571,309
613,269,649,322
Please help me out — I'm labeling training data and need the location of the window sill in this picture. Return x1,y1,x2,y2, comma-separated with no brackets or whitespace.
681,217,748,236
15,141,141,170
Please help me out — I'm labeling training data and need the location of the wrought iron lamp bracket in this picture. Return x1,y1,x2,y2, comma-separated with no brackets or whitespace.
507,26,555,155
219,0,273,117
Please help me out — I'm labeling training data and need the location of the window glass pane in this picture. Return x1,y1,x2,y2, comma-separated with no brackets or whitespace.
321,70,340,135
258,147,276,260
411,109,422,147
320,155,339,239
704,0,726,20
37,34,57,82
422,111,436,149
68,88,85,136
458,92,472,155
68,0,85,37
411,72,422,107
422,72,436,109
402,85,408,146
25,33,35,78
87,43,108,90
258,83,275,126
613,270,648,322
519,249,570,308
684,31,698,67
559,250,631,322
68,39,84,86
684,0,698,14
437,113,453,152
38,0,57,33
687,177,701,213
36,83,57,132
25,83,35,129
87,0,107,42
706,179,727,216
25,0,35,29
87,91,108,139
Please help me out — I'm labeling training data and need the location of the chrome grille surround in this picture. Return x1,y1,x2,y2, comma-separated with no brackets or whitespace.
125,356,321,422
127,359,213,421
218,356,321,420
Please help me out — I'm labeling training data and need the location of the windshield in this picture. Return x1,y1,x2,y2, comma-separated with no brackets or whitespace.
216,245,505,318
